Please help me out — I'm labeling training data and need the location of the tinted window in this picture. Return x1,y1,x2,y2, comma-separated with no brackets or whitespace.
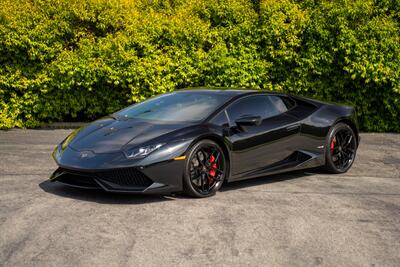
210,111,229,126
227,95,284,122
280,96,296,110
116,92,231,122
269,96,288,113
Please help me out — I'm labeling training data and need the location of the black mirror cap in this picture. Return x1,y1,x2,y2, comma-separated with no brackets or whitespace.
235,115,262,127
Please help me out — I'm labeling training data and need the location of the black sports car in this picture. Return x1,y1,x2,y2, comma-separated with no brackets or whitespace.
50,89,359,197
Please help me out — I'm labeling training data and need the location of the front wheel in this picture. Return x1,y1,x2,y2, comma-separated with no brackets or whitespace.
325,123,357,173
183,140,227,198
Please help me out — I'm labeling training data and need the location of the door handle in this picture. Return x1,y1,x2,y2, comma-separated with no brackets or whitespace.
286,124,300,131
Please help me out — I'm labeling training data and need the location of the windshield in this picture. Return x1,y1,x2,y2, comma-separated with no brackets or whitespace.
116,92,231,122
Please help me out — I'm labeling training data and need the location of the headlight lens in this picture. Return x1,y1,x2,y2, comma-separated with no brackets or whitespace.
61,128,82,150
124,143,165,159
52,145,60,161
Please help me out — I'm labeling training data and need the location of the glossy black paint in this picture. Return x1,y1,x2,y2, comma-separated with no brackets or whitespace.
51,89,359,194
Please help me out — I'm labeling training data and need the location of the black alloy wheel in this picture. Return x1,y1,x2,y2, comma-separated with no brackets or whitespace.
183,140,227,197
325,123,357,173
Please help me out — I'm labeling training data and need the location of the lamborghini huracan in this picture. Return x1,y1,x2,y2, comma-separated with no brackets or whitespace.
50,89,359,197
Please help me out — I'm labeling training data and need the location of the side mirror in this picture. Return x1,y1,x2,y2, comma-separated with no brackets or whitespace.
235,115,262,128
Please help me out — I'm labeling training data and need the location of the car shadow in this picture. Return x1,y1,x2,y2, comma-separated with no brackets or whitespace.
220,170,317,192
39,169,320,204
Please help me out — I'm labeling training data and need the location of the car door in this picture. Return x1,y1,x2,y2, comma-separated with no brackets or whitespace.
224,95,300,180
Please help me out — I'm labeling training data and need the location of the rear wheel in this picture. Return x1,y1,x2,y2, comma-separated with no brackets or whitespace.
183,140,227,198
325,123,357,173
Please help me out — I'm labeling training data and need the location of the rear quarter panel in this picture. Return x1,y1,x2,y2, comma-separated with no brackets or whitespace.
288,96,359,159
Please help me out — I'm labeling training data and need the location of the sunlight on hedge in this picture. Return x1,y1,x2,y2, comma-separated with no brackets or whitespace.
0,0,399,131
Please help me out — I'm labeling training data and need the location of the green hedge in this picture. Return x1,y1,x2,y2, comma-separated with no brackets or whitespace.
0,0,399,131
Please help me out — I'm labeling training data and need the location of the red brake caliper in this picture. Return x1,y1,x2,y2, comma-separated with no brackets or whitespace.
208,155,217,184
330,136,336,154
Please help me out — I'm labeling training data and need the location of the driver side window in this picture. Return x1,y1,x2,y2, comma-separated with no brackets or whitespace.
226,95,282,123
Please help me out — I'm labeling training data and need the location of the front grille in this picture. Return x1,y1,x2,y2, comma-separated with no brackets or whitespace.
55,167,153,189
57,171,100,188
96,168,153,188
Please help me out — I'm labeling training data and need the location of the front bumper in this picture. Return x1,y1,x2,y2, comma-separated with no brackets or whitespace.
51,144,188,194
50,162,183,194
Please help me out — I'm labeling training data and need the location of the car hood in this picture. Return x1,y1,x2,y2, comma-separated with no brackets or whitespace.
68,117,189,154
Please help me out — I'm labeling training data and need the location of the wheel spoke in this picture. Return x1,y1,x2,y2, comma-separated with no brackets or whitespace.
196,150,204,166
204,173,210,191
338,152,345,168
339,132,345,146
214,176,223,182
339,131,346,146
340,152,346,168
336,132,342,146
201,173,205,191
190,171,201,182
214,152,220,163
215,168,224,175
332,148,340,158
344,135,352,147
206,173,213,189
194,177,201,185
201,149,208,163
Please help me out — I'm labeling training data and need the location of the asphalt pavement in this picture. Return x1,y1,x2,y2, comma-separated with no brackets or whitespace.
0,130,399,266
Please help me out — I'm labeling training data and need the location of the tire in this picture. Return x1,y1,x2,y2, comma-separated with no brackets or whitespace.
183,140,227,198
325,122,357,173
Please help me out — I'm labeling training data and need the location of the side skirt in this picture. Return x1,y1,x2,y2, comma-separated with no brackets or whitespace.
227,150,325,182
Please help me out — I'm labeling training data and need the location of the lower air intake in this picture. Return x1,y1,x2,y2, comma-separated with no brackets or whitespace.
96,168,153,188
56,171,100,188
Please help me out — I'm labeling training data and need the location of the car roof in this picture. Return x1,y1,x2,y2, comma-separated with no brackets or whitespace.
176,88,284,97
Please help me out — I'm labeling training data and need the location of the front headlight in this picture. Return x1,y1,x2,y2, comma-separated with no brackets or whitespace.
124,143,165,159
61,128,82,150
52,145,61,161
